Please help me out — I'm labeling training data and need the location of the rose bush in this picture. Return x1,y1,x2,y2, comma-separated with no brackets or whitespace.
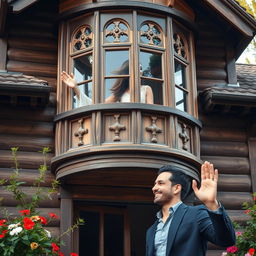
0,147,82,256
221,192,256,256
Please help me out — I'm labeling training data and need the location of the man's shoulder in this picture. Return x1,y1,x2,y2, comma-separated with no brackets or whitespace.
183,203,208,212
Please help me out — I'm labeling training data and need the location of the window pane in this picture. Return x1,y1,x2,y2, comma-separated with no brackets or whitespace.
105,78,130,103
141,79,163,105
73,81,93,108
79,211,100,256
174,61,186,88
73,55,93,83
140,51,162,79
105,51,129,76
104,213,124,256
175,87,187,111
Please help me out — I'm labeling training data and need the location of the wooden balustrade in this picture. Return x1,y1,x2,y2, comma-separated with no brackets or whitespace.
52,104,202,185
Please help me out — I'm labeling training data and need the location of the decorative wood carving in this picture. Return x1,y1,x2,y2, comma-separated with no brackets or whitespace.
146,116,162,143
173,33,187,59
109,114,126,141
179,123,189,150
74,119,88,146
140,22,162,46
72,25,93,52
105,20,129,43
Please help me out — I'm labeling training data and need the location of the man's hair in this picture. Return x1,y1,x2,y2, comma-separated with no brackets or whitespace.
158,165,192,200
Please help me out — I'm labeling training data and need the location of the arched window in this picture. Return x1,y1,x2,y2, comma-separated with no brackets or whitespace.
70,24,94,108
172,22,190,112
63,11,196,115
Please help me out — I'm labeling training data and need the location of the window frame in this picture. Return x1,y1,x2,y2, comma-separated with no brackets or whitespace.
64,10,196,115
73,205,131,256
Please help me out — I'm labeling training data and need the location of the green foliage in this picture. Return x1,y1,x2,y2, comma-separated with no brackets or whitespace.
236,0,256,64
0,148,82,256
223,193,256,256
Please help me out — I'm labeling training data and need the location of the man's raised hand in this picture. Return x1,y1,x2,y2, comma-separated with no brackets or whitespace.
192,161,219,211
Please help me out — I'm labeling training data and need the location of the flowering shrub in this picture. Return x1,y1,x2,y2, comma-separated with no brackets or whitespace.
0,147,83,256
221,193,256,256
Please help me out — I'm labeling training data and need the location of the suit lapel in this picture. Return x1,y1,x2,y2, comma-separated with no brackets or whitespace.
166,203,188,255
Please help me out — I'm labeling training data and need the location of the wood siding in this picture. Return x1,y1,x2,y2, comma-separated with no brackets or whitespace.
195,9,254,256
0,1,59,237
196,14,228,91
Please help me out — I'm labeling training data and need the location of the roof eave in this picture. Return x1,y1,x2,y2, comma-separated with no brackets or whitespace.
203,0,256,38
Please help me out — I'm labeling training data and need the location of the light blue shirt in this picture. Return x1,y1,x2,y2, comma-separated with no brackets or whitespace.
154,201,183,256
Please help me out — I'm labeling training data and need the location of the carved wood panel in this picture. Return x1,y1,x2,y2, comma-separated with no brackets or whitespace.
143,115,165,144
177,121,191,152
71,117,91,148
104,113,129,143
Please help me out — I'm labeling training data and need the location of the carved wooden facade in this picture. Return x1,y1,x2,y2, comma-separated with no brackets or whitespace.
0,0,256,255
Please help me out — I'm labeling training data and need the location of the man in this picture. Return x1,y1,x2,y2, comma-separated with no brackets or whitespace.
146,161,236,256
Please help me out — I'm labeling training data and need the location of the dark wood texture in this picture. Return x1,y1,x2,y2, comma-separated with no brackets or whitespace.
0,0,7,36
0,0,59,248
195,17,227,91
6,1,58,89
203,0,255,37
200,112,252,255
1,1,255,256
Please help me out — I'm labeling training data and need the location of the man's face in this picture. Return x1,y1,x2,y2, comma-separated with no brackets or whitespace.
152,172,175,205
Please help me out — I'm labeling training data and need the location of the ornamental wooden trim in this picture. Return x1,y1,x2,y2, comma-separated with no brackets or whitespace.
109,114,126,142
145,116,162,143
74,118,89,146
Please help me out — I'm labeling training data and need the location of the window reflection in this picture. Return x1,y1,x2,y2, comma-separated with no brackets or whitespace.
175,87,186,111
174,61,186,88
73,54,93,108
105,51,129,76
140,51,162,104
105,51,130,103
74,55,93,83
174,60,187,111
140,51,162,78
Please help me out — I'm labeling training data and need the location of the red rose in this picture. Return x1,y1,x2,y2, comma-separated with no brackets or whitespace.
39,216,47,225
70,253,78,256
227,246,238,253
0,219,6,226
49,212,58,219
58,252,64,256
249,248,255,255
52,243,60,252
244,209,251,214
0,230,8,238
23,217,35,230
19,209,30,216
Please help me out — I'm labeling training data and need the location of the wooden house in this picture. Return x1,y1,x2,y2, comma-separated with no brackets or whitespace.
0,0,256,255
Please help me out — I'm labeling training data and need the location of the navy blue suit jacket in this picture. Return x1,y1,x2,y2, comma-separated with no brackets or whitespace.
146,203,236,256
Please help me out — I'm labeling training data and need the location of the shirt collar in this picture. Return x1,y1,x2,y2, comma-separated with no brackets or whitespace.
156,201,183,219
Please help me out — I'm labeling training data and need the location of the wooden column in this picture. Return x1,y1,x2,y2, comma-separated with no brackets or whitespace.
60,187,73,254
225,41,237,85
248,122,256,193
0,38,7,70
